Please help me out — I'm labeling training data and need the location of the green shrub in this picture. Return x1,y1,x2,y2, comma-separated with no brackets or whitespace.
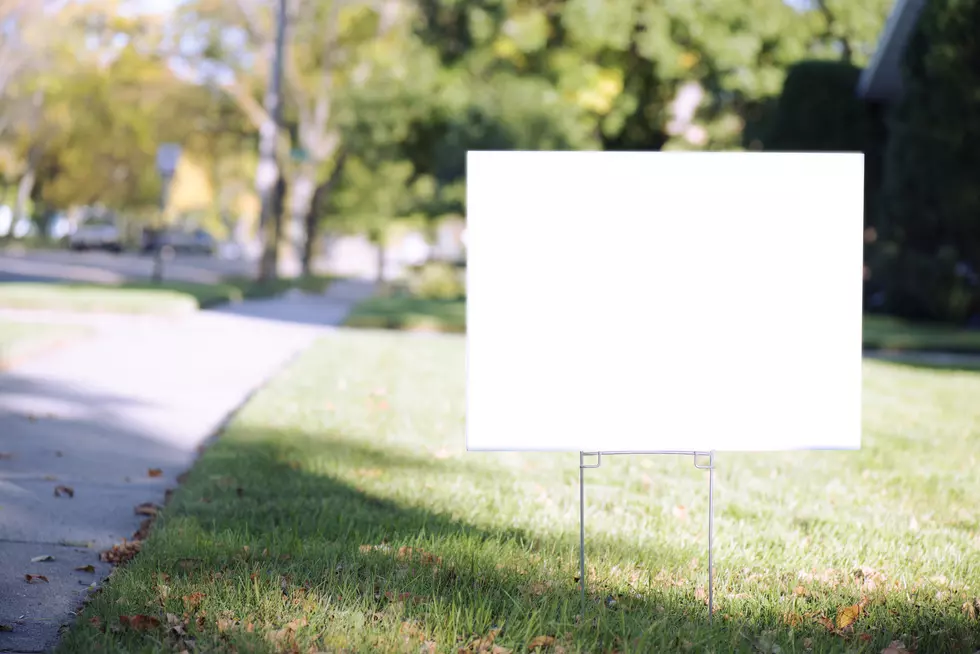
874,0,980,323
407,261,465,300
764,60,889,306
766,61,887,154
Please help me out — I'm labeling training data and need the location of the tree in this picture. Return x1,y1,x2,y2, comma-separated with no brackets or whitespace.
176,0,416,279
874,0,980,323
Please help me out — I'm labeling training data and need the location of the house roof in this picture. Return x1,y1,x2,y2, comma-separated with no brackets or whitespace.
857,0,929,101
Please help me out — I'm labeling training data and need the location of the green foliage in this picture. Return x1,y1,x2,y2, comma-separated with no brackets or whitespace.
407,260,465,301
766,61,882,152
763,60,888,299
874,0,980,323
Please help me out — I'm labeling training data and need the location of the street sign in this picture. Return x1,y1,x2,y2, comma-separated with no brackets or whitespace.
155,143,182,177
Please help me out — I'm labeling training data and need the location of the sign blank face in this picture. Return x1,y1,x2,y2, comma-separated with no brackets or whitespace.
465,151,864,453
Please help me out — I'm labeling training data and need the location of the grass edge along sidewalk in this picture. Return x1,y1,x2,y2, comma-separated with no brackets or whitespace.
0,322,95,371
55,329,980,654
0,276,334,316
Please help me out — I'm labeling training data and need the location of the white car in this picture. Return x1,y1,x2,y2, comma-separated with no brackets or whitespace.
68,218,122,252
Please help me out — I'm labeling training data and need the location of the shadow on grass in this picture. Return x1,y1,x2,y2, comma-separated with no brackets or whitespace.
58,429,979,654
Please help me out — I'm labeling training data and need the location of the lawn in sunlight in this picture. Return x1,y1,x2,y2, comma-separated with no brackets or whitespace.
57,331,980,653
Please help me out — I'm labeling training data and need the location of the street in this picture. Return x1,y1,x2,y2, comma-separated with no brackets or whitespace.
0,248,255,285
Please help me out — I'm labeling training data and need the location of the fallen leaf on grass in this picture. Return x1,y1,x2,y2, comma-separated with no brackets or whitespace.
148,468,163,478
527,635,557,650
783,611,803,627
962,599,979,620
182,592,205,610
458,628,505,653
75,565,96,573
355,468,383,479
53,485,74,498
793,585,807,596
31,555,54,562
881,641,910,654
119,615,161,631
133,518,153,541
25,574,49,583
836,603,862,630
396,546,442,565
815,615,836,632
100,540,141,566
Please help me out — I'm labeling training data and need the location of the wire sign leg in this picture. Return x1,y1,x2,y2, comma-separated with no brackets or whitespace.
694,451,716,622
578,452,601,614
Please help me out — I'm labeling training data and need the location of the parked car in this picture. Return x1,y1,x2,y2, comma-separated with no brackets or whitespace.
68,217,122,252
141,227,216,255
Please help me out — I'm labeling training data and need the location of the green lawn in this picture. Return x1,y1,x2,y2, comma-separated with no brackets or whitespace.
57,331,980,653
0,276,333,315
344,295,465,333
0,322,94,369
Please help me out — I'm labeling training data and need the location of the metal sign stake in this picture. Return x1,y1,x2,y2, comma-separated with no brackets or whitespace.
578,450,716,622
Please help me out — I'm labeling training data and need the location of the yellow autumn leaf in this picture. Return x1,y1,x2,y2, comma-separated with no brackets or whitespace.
492,37,524,65
678,51,699,70
836,603,861,630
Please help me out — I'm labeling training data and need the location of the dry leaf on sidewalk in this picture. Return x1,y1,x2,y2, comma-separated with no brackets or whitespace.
25,574,49,583
75,565,96,573
31,555,54,562
54,485,74,498
148,468,163,478
134,503,159,516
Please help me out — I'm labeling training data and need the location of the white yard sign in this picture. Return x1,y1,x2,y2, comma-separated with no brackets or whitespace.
465,151,864,453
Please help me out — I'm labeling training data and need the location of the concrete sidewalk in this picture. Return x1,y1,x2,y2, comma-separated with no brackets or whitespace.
0,279,375,653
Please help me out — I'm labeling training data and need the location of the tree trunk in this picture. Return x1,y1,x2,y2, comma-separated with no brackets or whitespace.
281,164,316,279
14,158,36,224
259,170,286,281
371,227,386,289
301,150,348,276
302,190,319,276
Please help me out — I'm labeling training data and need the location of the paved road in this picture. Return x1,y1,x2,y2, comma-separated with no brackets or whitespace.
0,248,255,285
0,279,376,653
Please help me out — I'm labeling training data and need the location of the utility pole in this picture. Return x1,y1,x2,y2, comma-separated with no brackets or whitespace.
256,0,288,282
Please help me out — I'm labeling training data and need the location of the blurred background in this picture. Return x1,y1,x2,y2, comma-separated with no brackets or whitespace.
0,0,974,325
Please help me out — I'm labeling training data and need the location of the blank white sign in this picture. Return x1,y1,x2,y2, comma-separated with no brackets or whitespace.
465,151,863,453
